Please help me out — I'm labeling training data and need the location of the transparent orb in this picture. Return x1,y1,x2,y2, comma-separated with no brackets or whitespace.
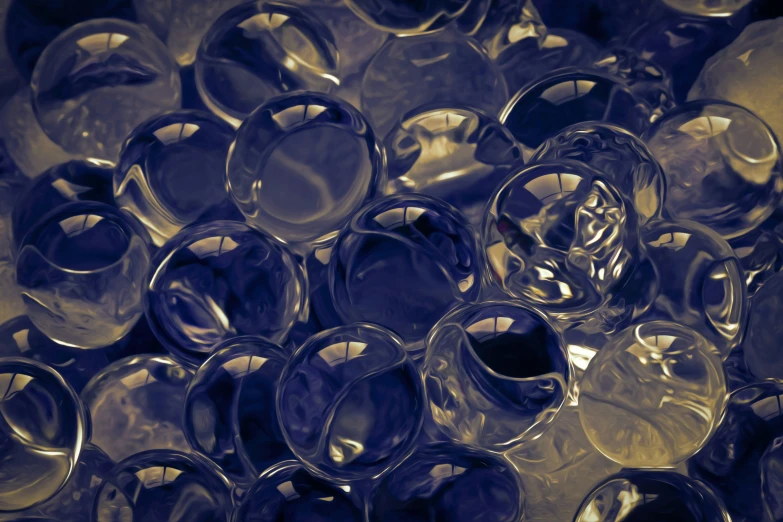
530,122,666,224
0,358,86,513
196,1,339,128
643,100,783,239
227,92,383,247
30,19,181,164
80,355,193,463
744,272,783,379
344,0,470,34
115,110,235,247
663,0,754,18
277,324,424,482
234,460,363,522
423,301,570,451
642,219,747,358
16,202,151,349
329,194,481,355
183,336,292,486
361,30,508,138
145,221,305,366
368,442,523,522
384,104,522,225
92,450,233,522
579,321,727,468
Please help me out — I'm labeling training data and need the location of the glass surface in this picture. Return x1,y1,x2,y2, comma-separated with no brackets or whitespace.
663,0,754,16
344,0,470,34
744,273,783,379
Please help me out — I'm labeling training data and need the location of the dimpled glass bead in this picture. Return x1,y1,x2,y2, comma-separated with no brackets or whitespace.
743,272,783,379
579,321,727,468
227,92,384,247
145,221,305,366
277,324,424,482
368,442,523,522
345,0,470,34
0,358,86,513
329,194,481,354
423,301,570,451
196,1,340,128
114,110,235,247
643,100,783,239
92,450,233,522
30,19,181,164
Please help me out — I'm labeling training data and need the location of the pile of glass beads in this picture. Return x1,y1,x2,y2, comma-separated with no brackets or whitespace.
3,0,783,520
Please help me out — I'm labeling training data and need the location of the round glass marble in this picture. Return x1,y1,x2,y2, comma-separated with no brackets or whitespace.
115,110,235,247
30,18,181,164
345,0,470,34
744,272,783,379
579,321,727,468
145,221,305,366
277,324,424,482
196,1,339,128
643,100,783,239
227,92,384,247
92,450,233,522
0,358,86,513
663,0,754,17
384,104,522,225
329,194,481,354
423,301,570,451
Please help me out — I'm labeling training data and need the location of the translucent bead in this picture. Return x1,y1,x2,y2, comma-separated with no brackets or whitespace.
662,0,754,16
422,301,571,451
196,1,339,128
642,100,783,239
743,272,783,379
579,321,727,468
227,92,383,248
80,355,193,462
329,194,481,354
344,0,470,34
115,110,236,247
183,336,292,486
277,324,424,482
30,19,181,164
16,202,151,349
0,358,87,512
383,104,522,225
92,450,233,522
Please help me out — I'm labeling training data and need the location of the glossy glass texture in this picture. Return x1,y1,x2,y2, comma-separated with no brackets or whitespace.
145,221,305,365
579,321,727,468
277,324,424,482
729,211,783,297
369,442,522,522
344,0,470,34
227,92,383,247
384,104,522,225
115,110,235,247
330,194,481,354
30,19,181,164
16,202,151,349
92,450,233,522
663,0,754,16
643,100,783,239
423,301,570,451
183,336,292,486
80,355,193,462
196,1,339,128
470,0,545,59
0,358,86,512
744,273,783,379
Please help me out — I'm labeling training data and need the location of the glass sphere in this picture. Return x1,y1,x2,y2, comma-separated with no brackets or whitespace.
234,460,364,522
744,272,783,379
642,100,783,239
384,104,522,225
368,442,523,522
0,358,86,513
145,221,305,366
196,1,339,128
115,110,235,247
344,0,470,34
30,18,181,164
92,450,233,522
578,321,727,468
183,336,292,486
361,30,508,138
423,301,571,451
663,0,754,17
80,355,193,463
329,194,481,354
16,201,151,349
226,92,383,247
277,323,424,482
530,122,666,224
